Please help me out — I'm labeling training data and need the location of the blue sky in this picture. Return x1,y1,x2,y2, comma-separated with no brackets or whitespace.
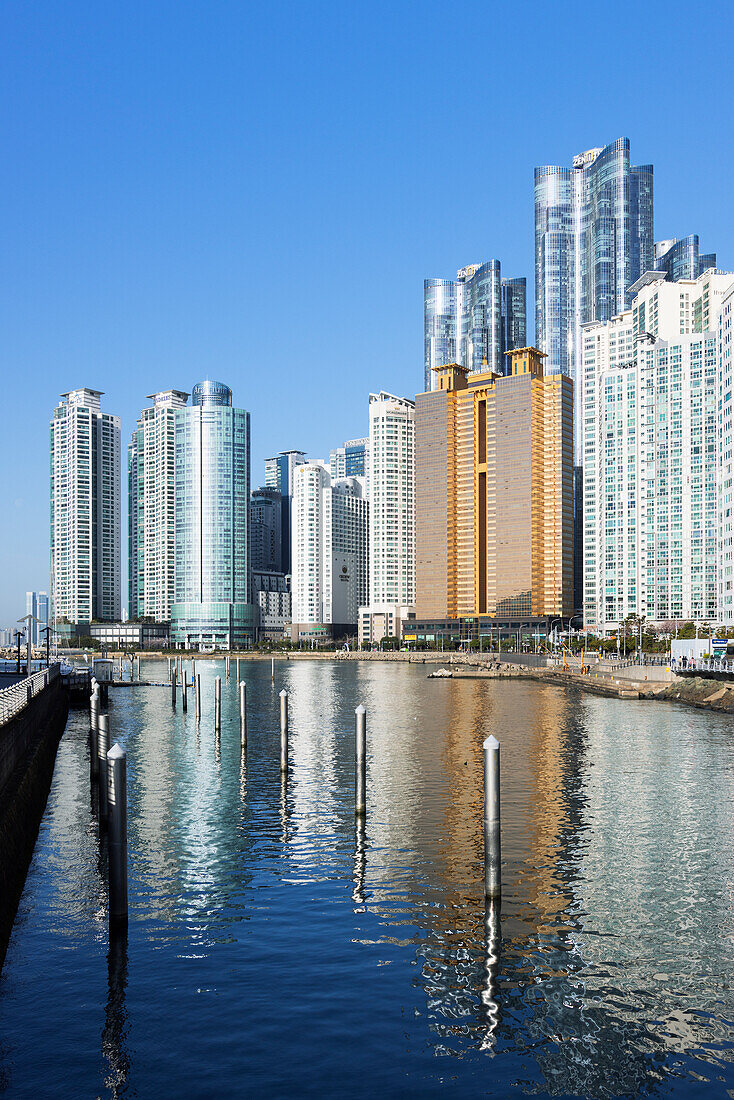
1,0,732,623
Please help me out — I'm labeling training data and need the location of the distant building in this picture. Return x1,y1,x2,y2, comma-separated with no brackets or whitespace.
170,381,256,649
291,464,368,640
424,262,527,391
535,138,654,462
128,390,189,622
25,591,51,645
252,570,291,640
264,450,307,573
250,487,282,573
653,236,717,282
414,349,573,638
329,438,369,485
51,388,121,626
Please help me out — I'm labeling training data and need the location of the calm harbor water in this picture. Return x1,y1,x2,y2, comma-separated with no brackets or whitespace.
1,659,734,1098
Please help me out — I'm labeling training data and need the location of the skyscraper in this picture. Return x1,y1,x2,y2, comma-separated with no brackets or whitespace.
654,236,717,282
170,380,255,649
424,261,527,391
24,591,50,645
264,449,307,573
415,349,573,632
51,388,121,625
535,138,654,460
358,393,415,646
250,486,282,574
291,464,368,640
128,389,189,622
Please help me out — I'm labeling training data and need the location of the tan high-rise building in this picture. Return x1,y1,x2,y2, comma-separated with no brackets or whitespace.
415,347,573,626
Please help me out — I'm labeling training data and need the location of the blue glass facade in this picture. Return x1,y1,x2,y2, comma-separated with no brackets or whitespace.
654,235,717,281
264,449,306,573
501,277,527,360
170,381,256,649
535,138,654,459
424,261,526,390
344,440,367,477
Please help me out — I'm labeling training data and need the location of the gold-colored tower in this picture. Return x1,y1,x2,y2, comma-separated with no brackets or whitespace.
415,348,573,621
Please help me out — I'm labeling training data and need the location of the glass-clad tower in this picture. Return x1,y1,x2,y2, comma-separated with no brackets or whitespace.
501,277,527,356
424,261,526,391
170,381,256,649
654,235,717,282
264,449,306,573
535,138,654,460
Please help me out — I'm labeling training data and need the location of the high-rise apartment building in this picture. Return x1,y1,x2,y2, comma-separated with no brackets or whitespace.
51,388,121,625
264,449,307,573
582,270,734,632
654,236,717,282
250,486,282,574
424,262,527,391
535,138,654,460
128,389,189,622
358,393,415,646
414,349,574,636
170,381,255,649
718,284,734,625
291,464,367,640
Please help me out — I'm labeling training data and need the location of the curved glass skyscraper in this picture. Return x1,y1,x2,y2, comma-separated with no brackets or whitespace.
654,235,717,282
424,262,526,391
170,380,256,649
535,138,654,459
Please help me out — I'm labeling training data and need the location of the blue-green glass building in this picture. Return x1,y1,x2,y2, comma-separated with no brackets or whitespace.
170,380,256,649
535,137,654,461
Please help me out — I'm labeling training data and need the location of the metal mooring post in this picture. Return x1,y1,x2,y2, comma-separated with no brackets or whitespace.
240,681,247,750
215,677,221,732
355,705,366,817
279,689,288,772
107,743,128,925
483,735,501,900
98,714,110,827
195,673,201,720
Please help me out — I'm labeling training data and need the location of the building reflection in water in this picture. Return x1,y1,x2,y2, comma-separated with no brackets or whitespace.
102,928,129,1098
20,657,730,1099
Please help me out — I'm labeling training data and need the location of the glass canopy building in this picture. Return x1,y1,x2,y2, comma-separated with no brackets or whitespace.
424,262,527,391
170,381,256,649
535,138,654,461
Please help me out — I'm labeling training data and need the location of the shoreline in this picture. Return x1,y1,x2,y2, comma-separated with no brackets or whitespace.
106,650,734,716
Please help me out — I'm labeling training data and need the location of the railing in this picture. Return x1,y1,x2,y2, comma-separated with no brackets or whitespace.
0,664,60,726
675,657,734,675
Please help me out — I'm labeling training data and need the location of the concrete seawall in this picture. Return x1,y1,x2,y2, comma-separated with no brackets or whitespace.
0,679,69,970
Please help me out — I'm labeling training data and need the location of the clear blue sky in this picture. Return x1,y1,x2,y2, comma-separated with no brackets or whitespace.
1,0,732,624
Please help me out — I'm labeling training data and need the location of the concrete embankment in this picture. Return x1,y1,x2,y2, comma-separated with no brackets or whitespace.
447,658,734,715
0,679,69,970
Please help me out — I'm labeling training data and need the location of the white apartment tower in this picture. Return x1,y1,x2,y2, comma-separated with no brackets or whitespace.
358,392,415,645
583,271,732,632
718,283,734,624
291,463,367,638
51,388,121,624
128,390,189,621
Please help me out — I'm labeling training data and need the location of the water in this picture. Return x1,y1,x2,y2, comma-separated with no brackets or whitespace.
1,659,734,1098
